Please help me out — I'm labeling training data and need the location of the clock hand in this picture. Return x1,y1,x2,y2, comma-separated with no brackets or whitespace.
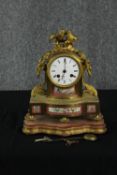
64,58,67,71
61,58,67,82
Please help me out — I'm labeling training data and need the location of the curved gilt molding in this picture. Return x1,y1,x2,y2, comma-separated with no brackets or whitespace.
36,51,52,77
23,126,107,136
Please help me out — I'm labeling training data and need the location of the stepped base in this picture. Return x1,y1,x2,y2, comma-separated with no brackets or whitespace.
22,113,107,137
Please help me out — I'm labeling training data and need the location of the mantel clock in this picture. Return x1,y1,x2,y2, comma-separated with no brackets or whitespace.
22,29,106,140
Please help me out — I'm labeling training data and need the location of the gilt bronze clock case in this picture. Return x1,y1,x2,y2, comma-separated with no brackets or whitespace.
22,29,107,138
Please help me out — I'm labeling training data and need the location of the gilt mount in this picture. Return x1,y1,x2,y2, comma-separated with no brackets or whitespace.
22,29,107,138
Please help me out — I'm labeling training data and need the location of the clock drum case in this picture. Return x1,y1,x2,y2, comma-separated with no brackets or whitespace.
22,30,107,137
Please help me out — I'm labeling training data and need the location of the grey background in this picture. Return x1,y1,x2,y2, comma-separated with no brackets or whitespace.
0,0,117,90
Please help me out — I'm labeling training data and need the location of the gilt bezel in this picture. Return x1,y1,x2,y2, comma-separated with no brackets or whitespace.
47,52,82,88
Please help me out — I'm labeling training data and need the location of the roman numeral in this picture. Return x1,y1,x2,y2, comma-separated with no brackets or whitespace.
74,70,78,72
69,60,71,63
58,60,60,64
64,58,66,63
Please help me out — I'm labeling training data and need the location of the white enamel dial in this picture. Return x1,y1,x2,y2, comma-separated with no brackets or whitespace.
48,56,80,87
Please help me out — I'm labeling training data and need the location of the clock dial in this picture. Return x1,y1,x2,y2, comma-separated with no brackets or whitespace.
48,56,80,87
